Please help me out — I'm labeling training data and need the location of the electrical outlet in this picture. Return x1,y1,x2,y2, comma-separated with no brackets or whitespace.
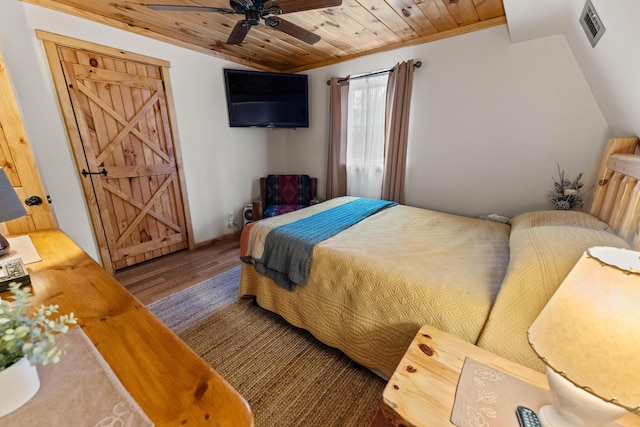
226,210,237,228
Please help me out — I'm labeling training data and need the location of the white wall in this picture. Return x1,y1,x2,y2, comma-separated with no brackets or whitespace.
0,3,286,262
292,25,610,217
503,0,640,138
564,0,640,137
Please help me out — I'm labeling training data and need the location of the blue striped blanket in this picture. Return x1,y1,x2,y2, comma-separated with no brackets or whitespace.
246,198,396,290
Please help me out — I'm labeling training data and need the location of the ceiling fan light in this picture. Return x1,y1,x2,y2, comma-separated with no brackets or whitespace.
266,17,280,28
267,4,283,15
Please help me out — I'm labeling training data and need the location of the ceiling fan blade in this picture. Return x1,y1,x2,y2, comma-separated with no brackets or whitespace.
265,17,321,45
146,4,237,14
266,0,341,14
227,20,251,45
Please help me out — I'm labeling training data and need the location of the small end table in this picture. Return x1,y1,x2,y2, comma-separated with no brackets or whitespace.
371,324,640,427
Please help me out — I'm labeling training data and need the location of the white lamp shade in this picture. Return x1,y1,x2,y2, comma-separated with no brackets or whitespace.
0,168,26,223
528,246,640,413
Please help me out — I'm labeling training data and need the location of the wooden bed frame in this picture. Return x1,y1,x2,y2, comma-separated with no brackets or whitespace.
590,136,640,247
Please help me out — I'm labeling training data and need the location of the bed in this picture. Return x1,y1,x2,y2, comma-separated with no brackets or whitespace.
239,136,640,379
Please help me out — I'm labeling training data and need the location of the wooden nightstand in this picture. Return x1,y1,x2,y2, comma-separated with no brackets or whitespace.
371,324,640,427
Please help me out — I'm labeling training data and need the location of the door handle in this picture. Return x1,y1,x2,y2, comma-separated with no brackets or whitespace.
24,196,43,206
81,168,108,177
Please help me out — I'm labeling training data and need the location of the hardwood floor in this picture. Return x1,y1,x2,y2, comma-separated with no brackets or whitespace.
115,234,241,305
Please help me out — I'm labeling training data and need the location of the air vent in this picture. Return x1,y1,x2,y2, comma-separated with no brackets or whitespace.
580,0,605,47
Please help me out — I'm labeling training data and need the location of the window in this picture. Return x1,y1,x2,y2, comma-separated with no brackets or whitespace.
346,73,388,199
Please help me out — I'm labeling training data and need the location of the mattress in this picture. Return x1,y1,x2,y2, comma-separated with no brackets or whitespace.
239,198,511,378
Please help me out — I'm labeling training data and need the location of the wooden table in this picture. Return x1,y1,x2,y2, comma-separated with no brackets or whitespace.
372,324,640,427
16,229,253,426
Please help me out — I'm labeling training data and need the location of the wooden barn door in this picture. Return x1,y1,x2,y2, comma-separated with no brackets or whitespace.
0,50,57,235
39,32,193,273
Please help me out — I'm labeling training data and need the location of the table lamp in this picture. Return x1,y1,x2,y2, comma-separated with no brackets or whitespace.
0,167,27,257
528,246,640,427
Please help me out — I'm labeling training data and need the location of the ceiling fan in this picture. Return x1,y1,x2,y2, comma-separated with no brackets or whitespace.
147,0,342,45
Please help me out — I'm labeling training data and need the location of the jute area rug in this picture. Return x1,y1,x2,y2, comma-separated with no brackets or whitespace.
148,266,386,427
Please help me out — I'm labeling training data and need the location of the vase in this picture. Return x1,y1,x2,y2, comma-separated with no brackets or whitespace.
0,357,40,417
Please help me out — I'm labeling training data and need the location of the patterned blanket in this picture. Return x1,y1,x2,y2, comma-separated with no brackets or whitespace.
241,197,396,290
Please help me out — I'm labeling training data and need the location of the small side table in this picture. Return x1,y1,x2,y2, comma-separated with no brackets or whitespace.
371,324,640,427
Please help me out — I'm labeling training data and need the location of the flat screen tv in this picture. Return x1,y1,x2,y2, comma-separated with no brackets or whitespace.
223,69,309,128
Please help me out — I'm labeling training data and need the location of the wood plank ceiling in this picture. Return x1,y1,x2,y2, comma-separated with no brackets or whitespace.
22,0,506,72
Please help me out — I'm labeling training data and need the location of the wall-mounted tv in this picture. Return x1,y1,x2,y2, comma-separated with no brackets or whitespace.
223,69,309,129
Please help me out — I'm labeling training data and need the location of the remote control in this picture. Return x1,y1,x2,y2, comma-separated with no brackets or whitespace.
516,406,541,427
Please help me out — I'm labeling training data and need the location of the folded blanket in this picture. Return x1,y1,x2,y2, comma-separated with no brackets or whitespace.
243,197,396,290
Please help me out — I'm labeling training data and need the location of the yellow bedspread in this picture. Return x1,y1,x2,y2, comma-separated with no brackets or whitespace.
476,211,630,372
239,200,511,378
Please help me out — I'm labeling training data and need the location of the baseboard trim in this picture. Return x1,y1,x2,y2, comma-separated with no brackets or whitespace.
195,230,242,249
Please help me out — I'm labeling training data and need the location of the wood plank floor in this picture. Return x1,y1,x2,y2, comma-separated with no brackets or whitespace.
115,234,241,305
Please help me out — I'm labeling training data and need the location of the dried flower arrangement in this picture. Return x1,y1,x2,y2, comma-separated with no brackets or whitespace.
547,165,584,210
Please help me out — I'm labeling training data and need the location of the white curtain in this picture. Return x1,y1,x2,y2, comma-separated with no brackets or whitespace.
346,73,388,199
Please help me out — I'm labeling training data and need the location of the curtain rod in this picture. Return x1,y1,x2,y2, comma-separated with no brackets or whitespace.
326,60,422,85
